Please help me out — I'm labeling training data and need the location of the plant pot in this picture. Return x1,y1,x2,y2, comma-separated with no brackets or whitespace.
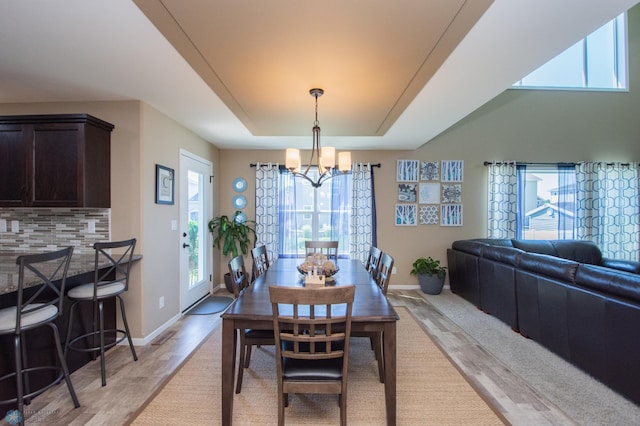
223,272,234,293
418,273,445,295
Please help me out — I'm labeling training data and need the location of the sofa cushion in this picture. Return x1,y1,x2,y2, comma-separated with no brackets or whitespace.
481,245,524,266
511,240,558,256
551,240,603,265
602,258,640,274
518,252,579,283
575,264,640,304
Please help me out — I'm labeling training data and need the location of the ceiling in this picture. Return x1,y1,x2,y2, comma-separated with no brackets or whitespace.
0,0,638,151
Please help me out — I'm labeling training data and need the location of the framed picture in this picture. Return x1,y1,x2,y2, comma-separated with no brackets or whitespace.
396,160,419,182
441,160,464,182
395,204,417,226
156,164,175,205
419,183,440,204
441,204,463,226
398,183,417,202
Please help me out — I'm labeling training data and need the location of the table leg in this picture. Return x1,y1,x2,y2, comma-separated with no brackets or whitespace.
383,321,396,426
221,318,236,426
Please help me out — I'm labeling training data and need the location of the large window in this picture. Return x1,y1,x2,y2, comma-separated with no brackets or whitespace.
513,14,627,90
280,168,351,258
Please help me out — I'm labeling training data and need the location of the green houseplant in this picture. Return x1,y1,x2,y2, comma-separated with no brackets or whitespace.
410,256,447,295
208,211,255,292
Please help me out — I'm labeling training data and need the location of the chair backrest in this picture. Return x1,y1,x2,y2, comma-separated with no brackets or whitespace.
228,255,250,298
364,246,382,277
251,245,270,280
375,252,394,295
269,284,355,365
13,246,74,332
92,238,136,299
304,240,339,260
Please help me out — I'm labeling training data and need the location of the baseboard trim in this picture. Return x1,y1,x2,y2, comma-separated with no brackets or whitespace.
129,312,182,346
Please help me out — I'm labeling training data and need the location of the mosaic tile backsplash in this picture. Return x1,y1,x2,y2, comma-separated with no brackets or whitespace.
0,208,110,254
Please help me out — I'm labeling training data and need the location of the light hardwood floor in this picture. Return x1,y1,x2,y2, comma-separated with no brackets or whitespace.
4,289,611,425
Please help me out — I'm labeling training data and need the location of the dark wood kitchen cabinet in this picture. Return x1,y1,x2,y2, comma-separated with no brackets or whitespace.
0,114,114,207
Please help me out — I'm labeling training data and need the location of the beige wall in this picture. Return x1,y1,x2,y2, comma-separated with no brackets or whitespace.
216,6,640,288
0,101,219,339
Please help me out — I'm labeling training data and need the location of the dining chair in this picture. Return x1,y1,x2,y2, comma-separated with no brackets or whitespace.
269,285,356,426
0,247,80,424
65,238,138,387
251,244,270,281
354,251,395,383
304,240,339,261
228,255,274,394
364,246,382,278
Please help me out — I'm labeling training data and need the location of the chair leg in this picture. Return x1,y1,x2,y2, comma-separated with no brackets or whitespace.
64,301,79,358
340,392,347,426
49,323,80,408
235,334,246,394
20,333,31,405
373,332,384,383
244,344,253,368
99,300,107,387
117,295,138,361
14,335,24,426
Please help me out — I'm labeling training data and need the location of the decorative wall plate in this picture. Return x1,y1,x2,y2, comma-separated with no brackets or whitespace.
232,177,247,192
232,194,247,209
235,212,247,223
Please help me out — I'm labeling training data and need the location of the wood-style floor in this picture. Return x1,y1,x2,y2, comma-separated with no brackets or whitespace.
7,289,589,425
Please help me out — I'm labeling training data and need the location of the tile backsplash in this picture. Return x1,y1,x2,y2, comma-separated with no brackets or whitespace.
0,208,110,254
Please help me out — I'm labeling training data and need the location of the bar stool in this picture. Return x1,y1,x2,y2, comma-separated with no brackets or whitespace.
0,247,80,425
64,238,138,386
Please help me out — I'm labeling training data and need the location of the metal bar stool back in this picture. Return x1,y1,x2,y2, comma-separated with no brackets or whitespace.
65,238,138,386
0,247,80,425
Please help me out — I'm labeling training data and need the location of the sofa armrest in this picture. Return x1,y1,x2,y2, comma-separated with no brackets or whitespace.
602,258,640,274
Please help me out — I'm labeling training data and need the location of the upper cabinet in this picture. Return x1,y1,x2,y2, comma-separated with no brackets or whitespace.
0,114,114,208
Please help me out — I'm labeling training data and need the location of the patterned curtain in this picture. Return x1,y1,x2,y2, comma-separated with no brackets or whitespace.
350,163,375,263
575,162,640,260
254,163,280,262
487,161,518,239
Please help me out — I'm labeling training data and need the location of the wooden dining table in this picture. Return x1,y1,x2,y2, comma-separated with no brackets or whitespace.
220,257,400,425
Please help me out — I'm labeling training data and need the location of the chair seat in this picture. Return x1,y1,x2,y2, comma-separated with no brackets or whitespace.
67,281,125,299
283,357,343,381
0,304,58,333
244,329,274,338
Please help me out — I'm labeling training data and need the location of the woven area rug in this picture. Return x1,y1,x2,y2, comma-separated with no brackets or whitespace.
130,307,505,425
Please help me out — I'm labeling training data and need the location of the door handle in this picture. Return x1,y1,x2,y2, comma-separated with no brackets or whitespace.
182,243,190,248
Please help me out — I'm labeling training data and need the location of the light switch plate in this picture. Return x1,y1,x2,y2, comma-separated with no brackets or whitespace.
0,219,6,233
11,220,19,233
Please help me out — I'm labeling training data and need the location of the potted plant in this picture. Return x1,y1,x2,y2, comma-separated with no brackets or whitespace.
208,211,255,292
410,256,447,295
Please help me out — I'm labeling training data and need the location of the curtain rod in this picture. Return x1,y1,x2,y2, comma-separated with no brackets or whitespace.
250,163,381,168
484,161,631,167
483,161,576,166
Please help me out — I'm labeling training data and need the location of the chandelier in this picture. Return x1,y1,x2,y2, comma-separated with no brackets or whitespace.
285,88,351,188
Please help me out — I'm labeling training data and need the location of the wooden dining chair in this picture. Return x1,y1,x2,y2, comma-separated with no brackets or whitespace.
364,246,382,278
251,244,270,281
354,251,394,383
304,240,339,261
269,285,356,426
228,255,274,394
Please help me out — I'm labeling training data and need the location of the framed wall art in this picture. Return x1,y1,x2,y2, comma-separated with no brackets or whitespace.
441,204,463,226
441,160,464,182
396,160,419,182
155,164,175,205
395,204,417,226
398,183,417,202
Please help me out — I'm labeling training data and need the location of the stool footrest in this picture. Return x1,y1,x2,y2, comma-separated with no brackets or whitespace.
0,366,64,405
66,328,129,353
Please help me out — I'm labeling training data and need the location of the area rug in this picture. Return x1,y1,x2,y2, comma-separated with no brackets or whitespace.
186,295,233,315
130,307,506,425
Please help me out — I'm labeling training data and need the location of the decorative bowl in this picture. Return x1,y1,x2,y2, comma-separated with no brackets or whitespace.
297,265,339,278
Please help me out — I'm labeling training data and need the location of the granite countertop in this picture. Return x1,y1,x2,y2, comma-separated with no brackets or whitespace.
0,252,142,295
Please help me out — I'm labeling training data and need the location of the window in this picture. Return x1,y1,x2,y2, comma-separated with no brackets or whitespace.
279,168,352,258
513,14,627,90
518,165,576,239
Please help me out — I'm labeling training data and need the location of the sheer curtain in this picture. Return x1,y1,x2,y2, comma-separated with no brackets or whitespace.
487,162,518,239
557,163,576,239
330,171,351,258
254,163,281,262
576,162,640,260
350,163,375,263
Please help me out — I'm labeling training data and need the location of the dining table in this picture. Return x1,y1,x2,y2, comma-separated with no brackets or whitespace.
220,257,400,425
